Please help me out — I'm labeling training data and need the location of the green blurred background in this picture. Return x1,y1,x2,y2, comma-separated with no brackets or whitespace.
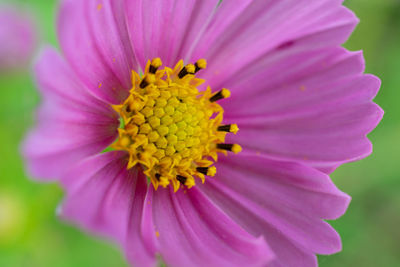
0,0,398,266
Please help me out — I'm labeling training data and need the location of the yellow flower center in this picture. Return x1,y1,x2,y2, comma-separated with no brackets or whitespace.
112,58,241,192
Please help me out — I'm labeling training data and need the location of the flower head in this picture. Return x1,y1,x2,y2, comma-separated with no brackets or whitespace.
112,58,240,191
23,0,383,266
0,5,36,70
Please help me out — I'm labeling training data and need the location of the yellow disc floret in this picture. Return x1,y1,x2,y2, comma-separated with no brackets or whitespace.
112,58,240,192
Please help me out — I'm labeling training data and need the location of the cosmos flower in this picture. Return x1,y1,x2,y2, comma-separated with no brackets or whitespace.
23,0,383,266
0,5,36,71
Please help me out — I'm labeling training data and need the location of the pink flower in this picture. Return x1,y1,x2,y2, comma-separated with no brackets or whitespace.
23,0,383,266
0,5,36,70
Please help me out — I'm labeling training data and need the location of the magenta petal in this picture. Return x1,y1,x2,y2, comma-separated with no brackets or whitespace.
58,0,137,104
152,187,274,267
199,153,350,266
223,48,383,170
59,152,157,267
125,173,158,267
22,48,119,180
60,151,130,242
195,0,357,89
185,0,253,62
217,153,351,220
124,0,219,67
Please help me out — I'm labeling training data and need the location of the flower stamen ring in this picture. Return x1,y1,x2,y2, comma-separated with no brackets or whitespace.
112,58,241,192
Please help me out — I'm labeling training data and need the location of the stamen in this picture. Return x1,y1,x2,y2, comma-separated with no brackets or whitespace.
194,59,207,73
196,166,217,176
217,143,242,154
149,57,162,74
217,124,239,134
176,175,187,184
139,74,156,88
178,64,196,79
210,88,231,102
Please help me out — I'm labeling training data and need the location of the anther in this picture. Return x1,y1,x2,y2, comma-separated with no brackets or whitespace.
139,78,148,89
217,143,242,154
217,124,239,134
196,166,216,176
176,175,187,184
178,64,196,79
194,59,207,73
149,58,162,74
196,167,208,175
140,74,156,88
210,88,231,102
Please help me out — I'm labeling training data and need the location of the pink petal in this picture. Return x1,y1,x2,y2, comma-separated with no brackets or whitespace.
124,0,219,67
193,0,357,88
22,48,119,180
60,152,274,266
199,153,350,266
152,186,274,267
59,152,157,267
223,48,383,170
125,173,158,267
58,0,138,104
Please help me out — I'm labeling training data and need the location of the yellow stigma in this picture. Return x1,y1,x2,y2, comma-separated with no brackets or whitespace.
112,58,240,192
